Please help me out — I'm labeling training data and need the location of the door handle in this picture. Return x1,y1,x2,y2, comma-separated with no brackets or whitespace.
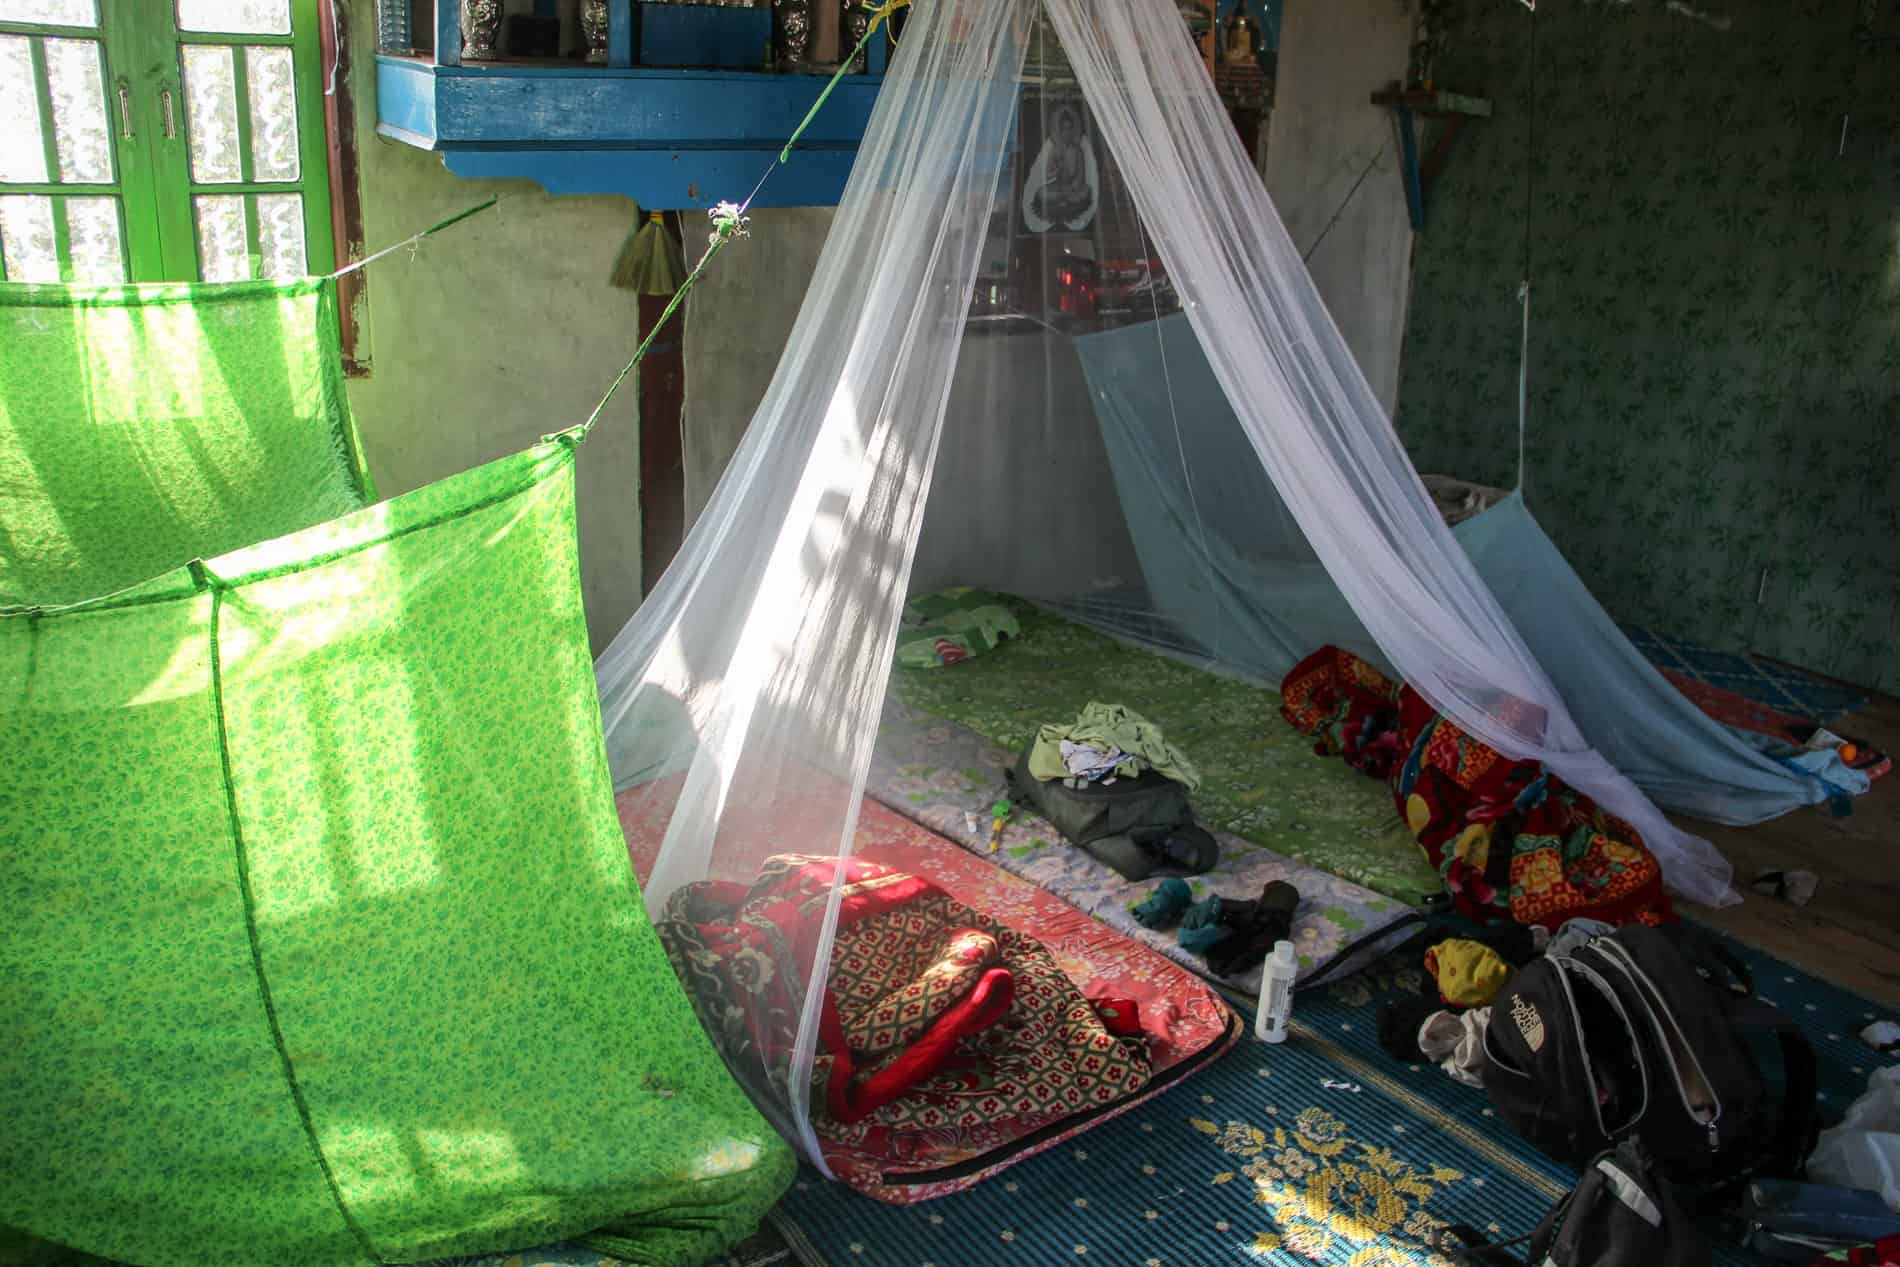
160,87,176,140
115,78,133,139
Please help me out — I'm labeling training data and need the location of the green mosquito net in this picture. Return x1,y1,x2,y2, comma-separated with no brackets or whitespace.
0,282,791,1267
0,280,374,608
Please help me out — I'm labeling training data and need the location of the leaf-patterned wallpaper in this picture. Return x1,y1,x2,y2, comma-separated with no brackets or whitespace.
1396,0,1900,692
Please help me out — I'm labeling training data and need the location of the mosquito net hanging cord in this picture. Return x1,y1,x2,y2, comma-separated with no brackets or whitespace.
1515,0,1538,493
327,195,499,280
575,5,908,440
1299,126,1388,264
577,206,747,438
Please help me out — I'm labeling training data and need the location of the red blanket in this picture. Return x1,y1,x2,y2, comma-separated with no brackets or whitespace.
1283,646,1671,928
658,854,1152,1156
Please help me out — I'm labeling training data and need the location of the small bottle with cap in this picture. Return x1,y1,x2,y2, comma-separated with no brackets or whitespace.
1256,939,1298,1044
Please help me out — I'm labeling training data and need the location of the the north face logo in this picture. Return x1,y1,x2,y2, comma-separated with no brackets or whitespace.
1510,994,1546,1052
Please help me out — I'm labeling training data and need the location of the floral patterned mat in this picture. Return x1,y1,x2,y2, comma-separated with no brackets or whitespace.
773,930,1899,1267
616,788,1240,1203
777,1024,1571,1267
869,695,1419,996
885,603,1444,903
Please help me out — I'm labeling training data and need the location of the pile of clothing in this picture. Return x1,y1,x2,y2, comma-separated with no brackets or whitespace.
1376,918,1612,1089
896,587,1022,668
1130,877,1301,978
1281,645,1672,928
1009,702,1219,881
1027,700,1203,790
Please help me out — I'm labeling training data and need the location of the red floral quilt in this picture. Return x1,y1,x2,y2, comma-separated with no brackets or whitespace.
1282,646,1672,929
618,787,1240,1203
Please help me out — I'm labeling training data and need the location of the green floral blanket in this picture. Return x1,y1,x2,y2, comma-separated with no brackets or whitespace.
887,602,1442,903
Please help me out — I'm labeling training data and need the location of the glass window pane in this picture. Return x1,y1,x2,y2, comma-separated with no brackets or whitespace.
0,0,97,25
245,45,297,182
0,36,50,184
44,38,112,184
193,193,248,281
0,196,59,283
175,0,290,36
63,195,121,281
182,44,241,184
256,191,304,277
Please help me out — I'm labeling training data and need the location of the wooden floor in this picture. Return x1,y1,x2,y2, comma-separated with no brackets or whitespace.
1676,689,1900,1008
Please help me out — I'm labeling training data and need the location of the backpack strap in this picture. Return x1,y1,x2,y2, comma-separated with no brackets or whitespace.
1427,1223,1534,1266
1726,994,1820,1181
1661,924,1754,997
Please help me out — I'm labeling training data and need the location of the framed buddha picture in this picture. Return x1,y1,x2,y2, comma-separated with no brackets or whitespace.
1018,95,1100,235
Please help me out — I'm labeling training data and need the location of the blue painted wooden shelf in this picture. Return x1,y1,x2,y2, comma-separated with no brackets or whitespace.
376,56,884,210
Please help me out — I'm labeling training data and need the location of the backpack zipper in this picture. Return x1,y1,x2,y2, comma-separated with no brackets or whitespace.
1548,958,1612,1141
1559,956,1650,1136
1590,938,1725,1149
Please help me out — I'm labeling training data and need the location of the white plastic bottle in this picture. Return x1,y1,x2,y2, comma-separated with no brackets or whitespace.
1255,940,1298,1044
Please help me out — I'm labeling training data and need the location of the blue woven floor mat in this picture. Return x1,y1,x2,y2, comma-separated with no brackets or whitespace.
776,931,1897,1267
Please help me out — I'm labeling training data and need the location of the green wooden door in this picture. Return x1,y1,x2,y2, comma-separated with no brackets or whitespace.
0,0,333,282
0,1,136,280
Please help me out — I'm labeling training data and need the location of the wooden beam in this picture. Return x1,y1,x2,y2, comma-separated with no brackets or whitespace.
637,212,688,595
1394,104,1424,231
1374,82,1489,229
319,0,370,373
438,145,862,209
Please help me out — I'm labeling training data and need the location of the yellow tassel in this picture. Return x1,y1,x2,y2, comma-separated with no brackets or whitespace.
609,206,688,293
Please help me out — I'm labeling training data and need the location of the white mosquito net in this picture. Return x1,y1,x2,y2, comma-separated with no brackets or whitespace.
594,0,1753,1170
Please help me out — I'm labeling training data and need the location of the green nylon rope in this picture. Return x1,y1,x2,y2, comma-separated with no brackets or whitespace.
580,0,911,437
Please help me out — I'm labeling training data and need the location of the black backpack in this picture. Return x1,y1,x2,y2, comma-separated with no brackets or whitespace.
1003,742,1216,880
1434,1137,1708,1267
1483,924,1817,1188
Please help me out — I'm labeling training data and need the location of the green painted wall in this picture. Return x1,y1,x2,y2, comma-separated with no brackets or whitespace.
1396,0,1900,691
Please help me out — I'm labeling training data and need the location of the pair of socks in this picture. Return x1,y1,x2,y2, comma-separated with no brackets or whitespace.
1132,880,1229,948
1205,881,1300,977
1178,894,1229,952
1130,878,1301,977
1132,877,1193,928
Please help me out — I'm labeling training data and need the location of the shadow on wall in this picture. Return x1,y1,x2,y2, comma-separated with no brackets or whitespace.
683,208,840,529
340,0,646,655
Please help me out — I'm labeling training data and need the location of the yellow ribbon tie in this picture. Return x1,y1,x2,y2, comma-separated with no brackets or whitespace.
863,0,912,36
